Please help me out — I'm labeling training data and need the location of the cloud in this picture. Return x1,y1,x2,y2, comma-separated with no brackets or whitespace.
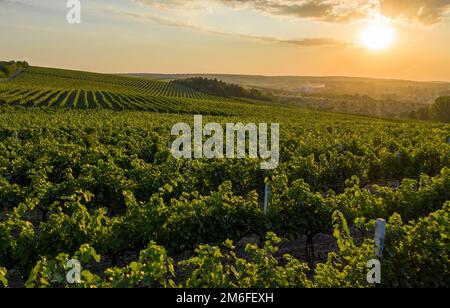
381,0,450,25
133,0,450,25
242,34,347,46
115,9,347,47
0,0,32,7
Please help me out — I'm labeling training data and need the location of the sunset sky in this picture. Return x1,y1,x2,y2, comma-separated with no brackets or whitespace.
1,0,450,81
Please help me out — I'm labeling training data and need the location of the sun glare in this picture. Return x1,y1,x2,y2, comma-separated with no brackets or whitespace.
360,21,396,51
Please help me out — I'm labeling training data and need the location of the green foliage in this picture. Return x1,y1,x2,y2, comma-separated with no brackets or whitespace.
23,234,312,288
25,244,101,288
17,206,450,288
268,176,332,237
39,190,116,256
410,96,450,123
0,267,7,287
0,104,448,287
381,202,450,287
180,233,312,288
104,242,175,288
430,96,450,123
173,77,273,101
0,213,37,270
314,211,375,288
155,181,265,252
0,61,28,78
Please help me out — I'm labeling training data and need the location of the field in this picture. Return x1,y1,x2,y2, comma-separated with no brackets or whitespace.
0,66,449,288
0,67,259,115
132,73,450,119
136,73,450,103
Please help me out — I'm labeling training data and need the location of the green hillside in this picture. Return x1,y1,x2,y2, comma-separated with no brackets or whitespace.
130,73,450,119
133,73,450,103
0,67,260,115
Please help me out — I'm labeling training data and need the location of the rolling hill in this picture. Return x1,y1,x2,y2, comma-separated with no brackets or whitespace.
129,73,450,104
127,73,450,119
0,66,267,115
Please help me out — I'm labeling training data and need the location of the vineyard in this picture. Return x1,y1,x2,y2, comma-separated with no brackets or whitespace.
0,102,449,288
2,0,450,289
0,66,449,288
0,67,251,115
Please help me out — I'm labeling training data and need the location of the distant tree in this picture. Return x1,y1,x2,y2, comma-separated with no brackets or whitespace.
5,63,17,75
430,97,450,123
0,64,8,76
15,61,29,69
0,61,29,77
415,107,431,121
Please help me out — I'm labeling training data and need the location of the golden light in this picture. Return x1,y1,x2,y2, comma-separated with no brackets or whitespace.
359,21,396,51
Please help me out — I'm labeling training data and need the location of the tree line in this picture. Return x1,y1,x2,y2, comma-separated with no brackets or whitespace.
409,96,450,123
172,77,273,101
0,61,29,78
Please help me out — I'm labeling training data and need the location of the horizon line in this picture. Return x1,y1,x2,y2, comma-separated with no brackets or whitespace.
23,63,450,84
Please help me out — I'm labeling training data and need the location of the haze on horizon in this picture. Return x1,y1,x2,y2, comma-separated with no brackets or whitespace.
1,0,450,82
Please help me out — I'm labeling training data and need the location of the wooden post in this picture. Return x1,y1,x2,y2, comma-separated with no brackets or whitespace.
374,219,386,259
263,183,271,214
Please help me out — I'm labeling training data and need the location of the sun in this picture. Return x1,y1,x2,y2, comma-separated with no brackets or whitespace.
359,21,396,51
